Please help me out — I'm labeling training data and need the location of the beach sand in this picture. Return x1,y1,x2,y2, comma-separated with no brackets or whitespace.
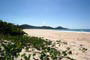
24,29,90,60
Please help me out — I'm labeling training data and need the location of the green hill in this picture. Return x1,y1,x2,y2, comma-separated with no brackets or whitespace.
0,20,25,35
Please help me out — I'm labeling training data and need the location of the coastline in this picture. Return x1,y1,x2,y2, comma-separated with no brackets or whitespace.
24,29,90,33
23,29,90,60
23,29,90,43
57,29,90,33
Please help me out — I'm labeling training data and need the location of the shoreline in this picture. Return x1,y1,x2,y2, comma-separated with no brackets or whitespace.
57,30,90,34
23,29,90,42
23,29,90,34
23,29,90,60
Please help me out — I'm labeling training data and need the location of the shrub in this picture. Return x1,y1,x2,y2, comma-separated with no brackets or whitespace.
0,20,25,36
0,20,75,60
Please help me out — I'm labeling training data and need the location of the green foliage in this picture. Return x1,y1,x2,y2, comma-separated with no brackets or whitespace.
0,35,75,60
0,35,52,60
21,54,31,60
40,52,49,60
0,20,75,60
0,20,25,36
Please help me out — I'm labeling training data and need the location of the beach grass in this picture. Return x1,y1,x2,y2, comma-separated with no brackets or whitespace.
0,20,75,60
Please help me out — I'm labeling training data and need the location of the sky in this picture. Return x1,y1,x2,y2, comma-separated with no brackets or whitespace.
0,0,90,29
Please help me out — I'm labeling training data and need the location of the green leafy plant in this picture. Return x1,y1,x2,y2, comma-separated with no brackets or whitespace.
0,20,75,60
0,20,25,36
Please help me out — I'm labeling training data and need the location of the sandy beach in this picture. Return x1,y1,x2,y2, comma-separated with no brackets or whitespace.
24,29,90,60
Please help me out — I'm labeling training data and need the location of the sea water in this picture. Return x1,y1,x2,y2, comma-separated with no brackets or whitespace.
59,29,90,32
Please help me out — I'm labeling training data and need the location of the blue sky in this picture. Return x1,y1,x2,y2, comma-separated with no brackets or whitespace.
0,0,90,29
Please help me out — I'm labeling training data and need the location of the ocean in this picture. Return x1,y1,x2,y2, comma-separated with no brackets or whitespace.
59,29,90,32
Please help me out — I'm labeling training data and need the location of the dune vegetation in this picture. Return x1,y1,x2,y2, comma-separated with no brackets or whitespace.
0,20,75,60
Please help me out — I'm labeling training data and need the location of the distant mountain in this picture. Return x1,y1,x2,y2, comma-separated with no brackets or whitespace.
55,26,68,30
20,24,68,30
20,24,37,29
40,26,54,29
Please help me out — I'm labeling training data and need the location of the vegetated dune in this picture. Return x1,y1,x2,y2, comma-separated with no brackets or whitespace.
24,29,90,60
